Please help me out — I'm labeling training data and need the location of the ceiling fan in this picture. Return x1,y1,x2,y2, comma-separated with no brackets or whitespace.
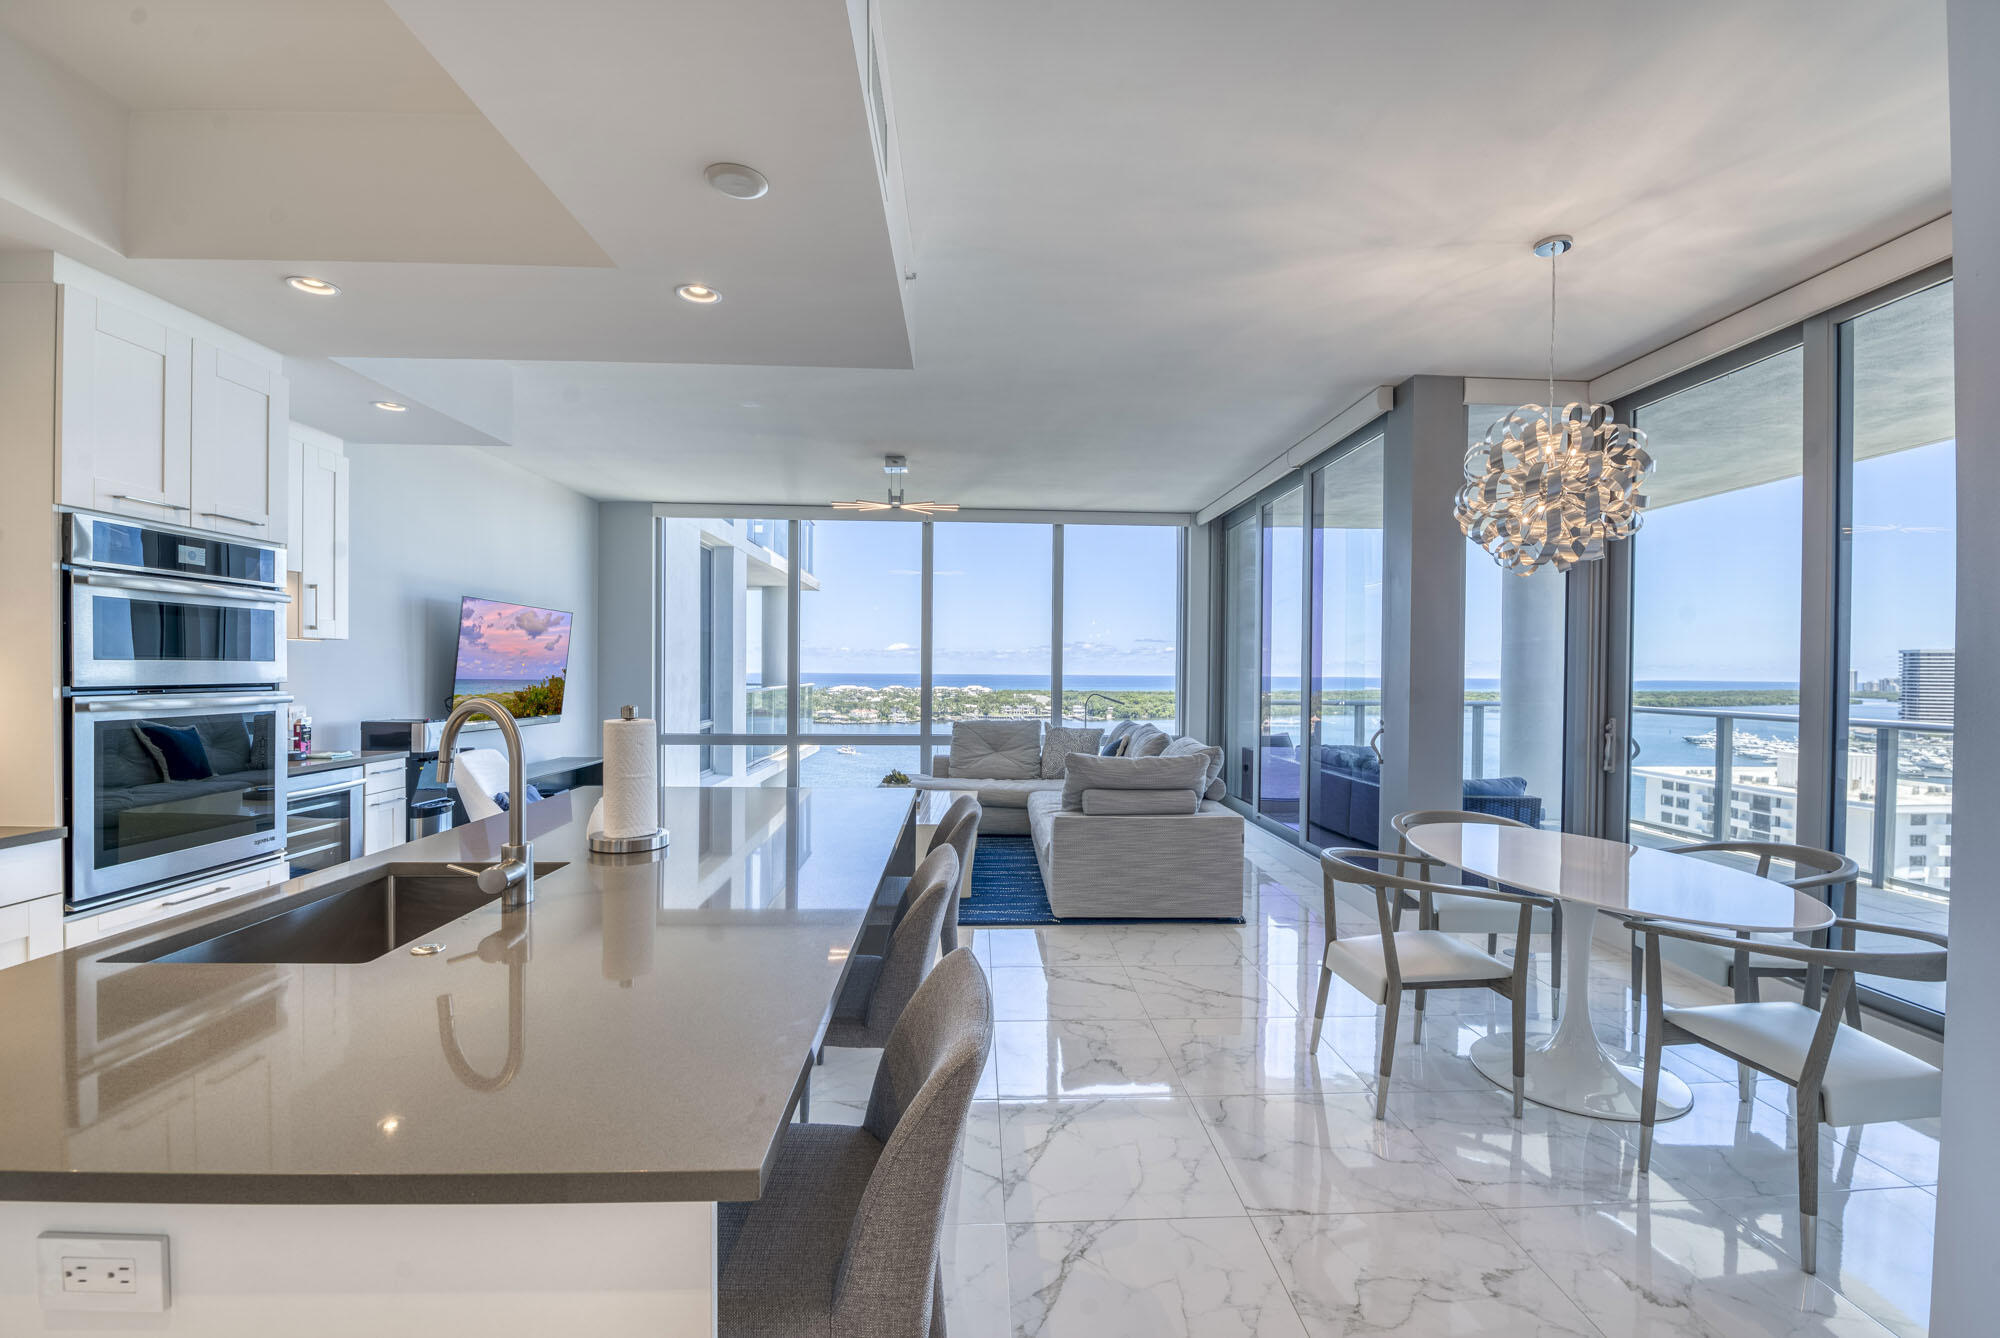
832,454,959,515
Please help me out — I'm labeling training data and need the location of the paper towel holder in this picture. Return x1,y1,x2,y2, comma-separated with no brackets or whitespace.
590,705,670,855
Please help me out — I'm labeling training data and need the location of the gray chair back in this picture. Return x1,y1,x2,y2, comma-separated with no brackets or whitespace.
930,796,981,953
839,947,994,1337
869,844,959,1037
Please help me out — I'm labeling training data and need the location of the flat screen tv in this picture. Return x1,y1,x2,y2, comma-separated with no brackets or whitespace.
450,596,572,724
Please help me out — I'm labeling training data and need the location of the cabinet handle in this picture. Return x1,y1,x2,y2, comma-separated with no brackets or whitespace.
200,509,264,526
109,493,190,511
162,884,227,907
306,582,320,631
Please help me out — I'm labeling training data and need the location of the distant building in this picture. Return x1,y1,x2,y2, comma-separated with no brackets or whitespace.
1898,649,1954,723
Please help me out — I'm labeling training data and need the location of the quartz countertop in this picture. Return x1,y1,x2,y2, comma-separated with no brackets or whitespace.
0,825,64,853
286,748,409,779
0,785,915,1205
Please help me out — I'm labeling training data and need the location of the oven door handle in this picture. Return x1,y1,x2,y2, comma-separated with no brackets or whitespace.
75,692,294,714
72,570,291,604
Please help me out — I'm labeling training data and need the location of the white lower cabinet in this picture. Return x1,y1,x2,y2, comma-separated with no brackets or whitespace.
363,794,407,855
0,839,64,968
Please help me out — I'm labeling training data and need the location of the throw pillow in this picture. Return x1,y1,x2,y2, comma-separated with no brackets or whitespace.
1081,787,1201,816
1040,727,1105,778
1204,777,1226,801
1097,719,1137,756
1061,752,1209,811
1126,723,1170,757
1159,735,1224,795
134,722,215,782
948,719,1043,780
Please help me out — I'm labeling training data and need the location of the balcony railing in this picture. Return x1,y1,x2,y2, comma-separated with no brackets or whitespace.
1626,704,1952,899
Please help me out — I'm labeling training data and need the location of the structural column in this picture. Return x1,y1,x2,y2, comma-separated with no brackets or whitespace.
1934,0,2000,1328
1379,375,1467,845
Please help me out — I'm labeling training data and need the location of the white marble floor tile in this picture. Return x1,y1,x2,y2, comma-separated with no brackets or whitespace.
1126,963,1300,1021
951,1101,1008,1225
1150,1016,1367,1099
998,1096,1245,1222
1393,1086,1691,1209
1113,924,1266,968
1715,1186,1936,1338
1254,1209,1597,1337
1008,1216,1306,1338
989,964,1148,1022
1641,1081,1916,1202
944,1223,1012,1338
1316,1011,1504,1096
993,1019,1180,1099
1491,1198,1898,1337
982,925,1131,969
1192,1092,1479,1215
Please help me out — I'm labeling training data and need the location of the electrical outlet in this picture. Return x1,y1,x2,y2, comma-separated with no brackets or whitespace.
62,1255,138,1292
37,1233,169,1313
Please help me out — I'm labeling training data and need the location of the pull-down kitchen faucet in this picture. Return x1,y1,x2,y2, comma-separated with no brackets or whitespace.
435,697,535,908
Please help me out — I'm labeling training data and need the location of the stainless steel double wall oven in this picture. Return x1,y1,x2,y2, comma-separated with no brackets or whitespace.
64,511,291,911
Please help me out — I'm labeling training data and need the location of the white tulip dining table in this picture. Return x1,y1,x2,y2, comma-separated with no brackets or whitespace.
1401,822,1836,1122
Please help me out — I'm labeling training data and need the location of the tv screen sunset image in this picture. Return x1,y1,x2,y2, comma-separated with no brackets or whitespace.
451,597,572,720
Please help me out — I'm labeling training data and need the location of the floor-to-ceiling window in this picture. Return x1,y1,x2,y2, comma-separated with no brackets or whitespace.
1840,277,1955,1014
1309,434,1384,846
1463,406,1567,831
932,523,1054,726
1222,513,1262,803
1258,488,1306,831
1061,525,1180,731
658,515,1183,788
1624,348,1805,849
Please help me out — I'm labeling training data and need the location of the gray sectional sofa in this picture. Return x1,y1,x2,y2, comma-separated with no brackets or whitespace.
911,720,1245,920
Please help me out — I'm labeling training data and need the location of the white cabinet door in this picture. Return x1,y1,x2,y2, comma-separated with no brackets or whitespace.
57,287,194,521
191,342,289,541
363,795,406,855
0,895,61,969
295,440,350,640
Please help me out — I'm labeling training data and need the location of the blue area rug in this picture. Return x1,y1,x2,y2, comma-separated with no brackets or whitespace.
959,835,1243,926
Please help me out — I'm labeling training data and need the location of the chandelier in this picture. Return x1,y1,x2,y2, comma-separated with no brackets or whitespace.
1456,236,1652,573
832,454,959,515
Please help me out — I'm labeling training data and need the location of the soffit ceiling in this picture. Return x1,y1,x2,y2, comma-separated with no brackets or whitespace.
0,0,1951,512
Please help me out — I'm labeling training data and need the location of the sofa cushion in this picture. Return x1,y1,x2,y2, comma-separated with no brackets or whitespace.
1125,723,1171,757
1322,743,1379,775
1040,727,1105,778
1060,753,1208,811
909,774,1058,808
1159,736,1224,793
1098,720,1137,755
949,720,1043,779
1081,787,1200,816
1461,775,1528,798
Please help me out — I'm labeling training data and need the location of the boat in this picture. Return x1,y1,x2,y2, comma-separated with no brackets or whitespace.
837,746,858,755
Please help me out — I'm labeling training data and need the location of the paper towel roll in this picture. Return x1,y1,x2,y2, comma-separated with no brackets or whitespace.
601,711,659,838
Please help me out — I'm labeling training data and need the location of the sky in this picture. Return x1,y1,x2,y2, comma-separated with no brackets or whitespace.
454,597,572,684
795,521,1179,680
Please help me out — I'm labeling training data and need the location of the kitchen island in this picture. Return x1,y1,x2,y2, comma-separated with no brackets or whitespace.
0,784,917,1334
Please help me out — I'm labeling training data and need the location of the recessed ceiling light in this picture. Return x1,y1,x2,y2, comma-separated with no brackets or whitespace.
704,162,770,200
373,400,407,412
285,275,340,296
677,283,721,304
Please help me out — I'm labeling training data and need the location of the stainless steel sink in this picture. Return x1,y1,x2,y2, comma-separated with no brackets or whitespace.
108,861,567,965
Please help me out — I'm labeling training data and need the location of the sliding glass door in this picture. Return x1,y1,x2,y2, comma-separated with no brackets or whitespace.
1222,513,1262,804
1258,488,1306,830
1309,435,1385,846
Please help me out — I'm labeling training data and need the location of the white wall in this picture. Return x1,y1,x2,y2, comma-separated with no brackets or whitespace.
285,444,598,761
1932,0,1998,1328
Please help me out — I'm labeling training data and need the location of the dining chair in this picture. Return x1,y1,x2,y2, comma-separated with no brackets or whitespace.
1633,915,1945,1274
1639,841,1862,1028
926,795,981,955
720,947,994,1337
824,843,959,1050
1391,808,1563,1018
1314,848,1553,1119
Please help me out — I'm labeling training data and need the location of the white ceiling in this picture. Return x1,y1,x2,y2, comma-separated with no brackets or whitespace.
0,0,1952,513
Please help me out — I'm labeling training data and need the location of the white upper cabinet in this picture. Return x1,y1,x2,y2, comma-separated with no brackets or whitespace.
290,428,350,641
191,342,290,542
56,283,289,541
57,288,194,521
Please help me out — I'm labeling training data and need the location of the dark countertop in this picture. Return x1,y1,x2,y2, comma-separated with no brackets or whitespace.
0,826,65,853
286,748,409,779
0,785,915,1206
